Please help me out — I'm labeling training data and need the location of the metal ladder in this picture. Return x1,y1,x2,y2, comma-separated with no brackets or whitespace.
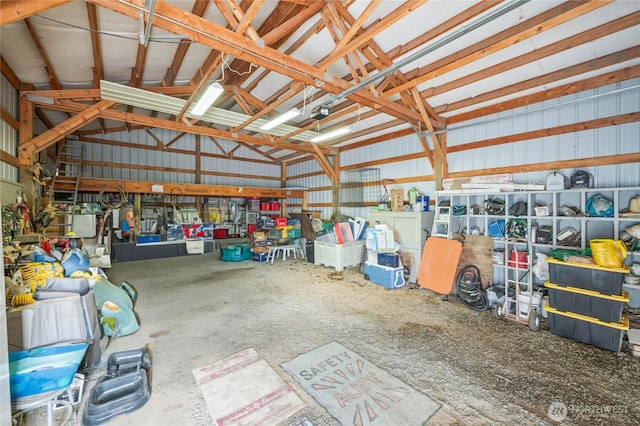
48,141,84,234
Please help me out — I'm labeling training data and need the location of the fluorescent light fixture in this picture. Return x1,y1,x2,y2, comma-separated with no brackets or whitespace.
26,94,54,104
260,108,301,130
310,126,351,142
191,82,224,116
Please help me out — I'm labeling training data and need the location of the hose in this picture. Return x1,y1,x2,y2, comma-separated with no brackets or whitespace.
456,265,489,311
98,185,128,209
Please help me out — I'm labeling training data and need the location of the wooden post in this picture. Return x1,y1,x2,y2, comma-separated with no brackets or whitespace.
332,154,340,216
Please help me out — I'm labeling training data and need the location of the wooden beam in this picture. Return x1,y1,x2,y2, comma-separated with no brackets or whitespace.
53,178,306,198
1,107,19,130
86,3,104,85
0,149,20,167
386,0,611,97
24,18,62,90
424,10,640,101
44,99,333,155
332,0,380,53
447,153,640,180
19,100,116,162
262,1,325,45
129,43,148,88
163,0,209,86
0,0,72,26
411,88,444,169
449,112,640,153
87,0,423,125
0,56,21,90
79,135,275,166
448,64,640,125
440,46,640,116
319,0,428,69
311,143,336,180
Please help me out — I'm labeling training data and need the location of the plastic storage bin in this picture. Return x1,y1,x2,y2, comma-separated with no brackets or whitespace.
547,258,627,295
364,262,405,289
545,282,629,322
221,244,251,262
545,304,629,352
623,282,640,309
314,240,365,271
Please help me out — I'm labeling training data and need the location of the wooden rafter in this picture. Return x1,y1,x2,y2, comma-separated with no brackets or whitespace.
439,46,640,116
19,99,117,164
0,0,72,26
38,98,334,155
23,18,61,90
424,10,640,102
163,0,209,86
318,0,428,69
87,0,423,126
449,64,640,125
1,55,21,90
386,0,612,97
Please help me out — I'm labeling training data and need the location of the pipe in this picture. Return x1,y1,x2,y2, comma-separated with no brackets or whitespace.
325,0,531,107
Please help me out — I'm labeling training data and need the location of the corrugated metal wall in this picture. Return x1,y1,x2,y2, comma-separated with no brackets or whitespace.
289,79,639,220
447,78,640,187
81,129,281,187
0,74,18,182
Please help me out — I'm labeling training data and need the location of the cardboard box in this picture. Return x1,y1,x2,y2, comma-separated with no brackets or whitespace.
390,189,404,212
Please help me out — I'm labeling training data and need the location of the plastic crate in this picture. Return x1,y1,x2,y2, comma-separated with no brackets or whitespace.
252,252,268,262
137,235,160,244
623,282,640,309
545,304,629,352
488,220,505,238
545,282,629,322
364,261,405,289
547,258,627,295
221,244,251,262
314,240,365,271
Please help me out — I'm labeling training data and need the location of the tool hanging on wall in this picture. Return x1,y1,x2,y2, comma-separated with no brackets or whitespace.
379,179,397,209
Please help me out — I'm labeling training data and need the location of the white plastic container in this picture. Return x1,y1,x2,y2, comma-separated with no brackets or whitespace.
623,283,640,309
314,240,365,271
518,292,542,319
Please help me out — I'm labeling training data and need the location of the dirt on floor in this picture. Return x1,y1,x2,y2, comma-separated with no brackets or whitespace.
20,253,640,426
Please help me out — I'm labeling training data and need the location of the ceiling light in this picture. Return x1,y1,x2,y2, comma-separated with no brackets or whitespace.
191,82,224,116
260,108,301,130
310,127,351,143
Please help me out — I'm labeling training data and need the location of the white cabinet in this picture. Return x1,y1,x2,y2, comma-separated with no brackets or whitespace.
368,211,435,283
435,186,640,288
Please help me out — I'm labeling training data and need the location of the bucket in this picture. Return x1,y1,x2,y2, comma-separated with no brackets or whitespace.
518,292,541,319
416,195,429,212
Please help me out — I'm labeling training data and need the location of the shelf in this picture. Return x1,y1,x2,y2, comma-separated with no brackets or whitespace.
436,186,640,287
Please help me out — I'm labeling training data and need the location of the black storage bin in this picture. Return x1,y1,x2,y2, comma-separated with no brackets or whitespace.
547,258,627,295
545,304,628,352
545,282,629,323
306,241,315,263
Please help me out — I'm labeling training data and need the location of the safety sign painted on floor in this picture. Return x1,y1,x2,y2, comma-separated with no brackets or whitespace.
281,341,440,426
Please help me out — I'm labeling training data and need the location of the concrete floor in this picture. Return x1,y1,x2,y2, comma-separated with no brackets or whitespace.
22,250,640,425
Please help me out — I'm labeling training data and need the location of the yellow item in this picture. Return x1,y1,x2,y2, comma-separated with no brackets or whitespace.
11,293,35,306
590,239,627,268
20,262,65,291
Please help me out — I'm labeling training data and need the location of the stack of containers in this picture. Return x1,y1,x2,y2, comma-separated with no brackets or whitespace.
545,258,630,352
